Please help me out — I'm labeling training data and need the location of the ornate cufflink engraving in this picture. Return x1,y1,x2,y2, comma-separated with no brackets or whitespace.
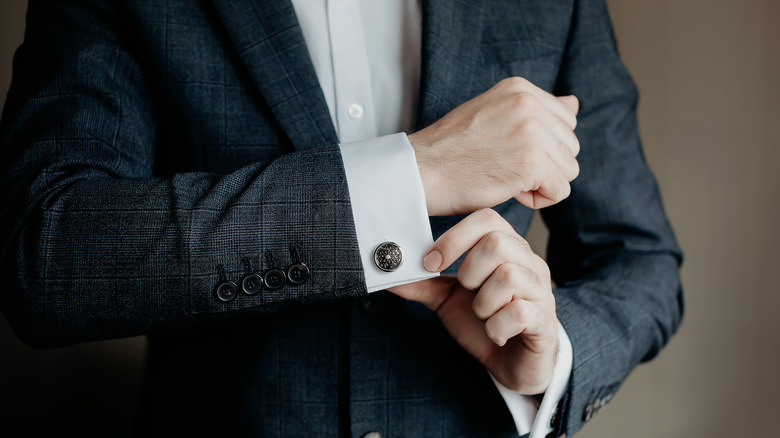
374,242,403,272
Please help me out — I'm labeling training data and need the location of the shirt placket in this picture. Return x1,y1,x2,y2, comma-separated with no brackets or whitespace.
327,0,377,143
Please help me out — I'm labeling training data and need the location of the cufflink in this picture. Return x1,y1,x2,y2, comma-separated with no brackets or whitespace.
374,242,403,272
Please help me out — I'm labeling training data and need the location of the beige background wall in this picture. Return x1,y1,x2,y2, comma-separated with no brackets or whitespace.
2,0,779,436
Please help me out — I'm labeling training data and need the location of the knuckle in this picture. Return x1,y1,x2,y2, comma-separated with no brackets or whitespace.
533,254,551,279
496,263,521,286
515,235,531,251
524,264,544,289
515,117,543,141
502,76,529,91
508,300,527,321
482,231,508,255
509,92,540,114
477,207,503,227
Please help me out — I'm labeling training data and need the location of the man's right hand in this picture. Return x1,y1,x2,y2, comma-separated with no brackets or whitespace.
409,77,580,216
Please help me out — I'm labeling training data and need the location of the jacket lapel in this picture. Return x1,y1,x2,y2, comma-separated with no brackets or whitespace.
206,0,486,147
417,0,486,130
206,0,338,150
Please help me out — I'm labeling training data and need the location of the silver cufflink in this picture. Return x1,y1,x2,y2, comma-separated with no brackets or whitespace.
374,242,403,272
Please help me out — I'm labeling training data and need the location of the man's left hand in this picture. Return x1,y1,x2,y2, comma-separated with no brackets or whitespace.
389,208,558,395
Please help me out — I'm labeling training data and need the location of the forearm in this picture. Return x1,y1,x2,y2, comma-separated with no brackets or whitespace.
0,0,367,347
0,146,367,348
552,251,682,435
538,1,684,434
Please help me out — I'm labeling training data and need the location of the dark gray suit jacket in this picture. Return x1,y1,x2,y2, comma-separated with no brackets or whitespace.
0,0,683,436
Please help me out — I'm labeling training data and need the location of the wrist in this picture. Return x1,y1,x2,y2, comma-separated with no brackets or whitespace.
408,131,440,215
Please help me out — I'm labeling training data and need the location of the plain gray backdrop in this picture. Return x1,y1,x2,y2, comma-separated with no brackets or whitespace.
1,0,779,436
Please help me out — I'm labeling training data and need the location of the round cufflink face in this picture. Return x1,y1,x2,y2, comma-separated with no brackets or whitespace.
263,268,286,290
240,273,263,295
215,281,238,302
287,263,309,285
374,242,403,272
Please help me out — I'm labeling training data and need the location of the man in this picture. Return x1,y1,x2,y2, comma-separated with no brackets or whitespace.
0,0,682,437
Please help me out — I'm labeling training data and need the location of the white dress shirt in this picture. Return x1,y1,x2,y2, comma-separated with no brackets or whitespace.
290,1,572,436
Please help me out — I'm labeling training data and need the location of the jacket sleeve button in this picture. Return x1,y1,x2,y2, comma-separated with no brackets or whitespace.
287,263,309,284
240,273,263,295
583,403,593,422
263,268,286,290
215,281,238,302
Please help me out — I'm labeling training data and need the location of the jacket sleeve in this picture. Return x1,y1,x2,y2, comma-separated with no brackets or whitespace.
542,0,684,435
0,0,367,348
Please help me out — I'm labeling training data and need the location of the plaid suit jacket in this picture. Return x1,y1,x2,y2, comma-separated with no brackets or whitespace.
0,0,683,436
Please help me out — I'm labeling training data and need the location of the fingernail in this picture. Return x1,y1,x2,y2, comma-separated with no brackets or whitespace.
423,250,442,272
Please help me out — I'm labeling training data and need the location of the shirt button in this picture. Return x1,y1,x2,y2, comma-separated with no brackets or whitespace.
347,103,364,120
215,281,238,302
362,433,382,438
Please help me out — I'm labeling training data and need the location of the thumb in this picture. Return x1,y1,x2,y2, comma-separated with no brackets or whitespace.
557,95,579,116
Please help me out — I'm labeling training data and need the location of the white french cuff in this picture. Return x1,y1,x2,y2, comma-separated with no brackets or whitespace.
490,321,573,438
339,133,439,292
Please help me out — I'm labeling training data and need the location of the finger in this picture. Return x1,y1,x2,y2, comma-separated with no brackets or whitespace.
513,164,572,210
533,168,572,206
516,191,563,209
514,96,580,158
387,276,458,311
494,77,578,130
456,232,539,291
435,285,497,363
508,123,576,209
423,208,515,273
484,299,552,347
546,137,580,182
523,116,578,179
471,263,548,320
557,95,579,117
